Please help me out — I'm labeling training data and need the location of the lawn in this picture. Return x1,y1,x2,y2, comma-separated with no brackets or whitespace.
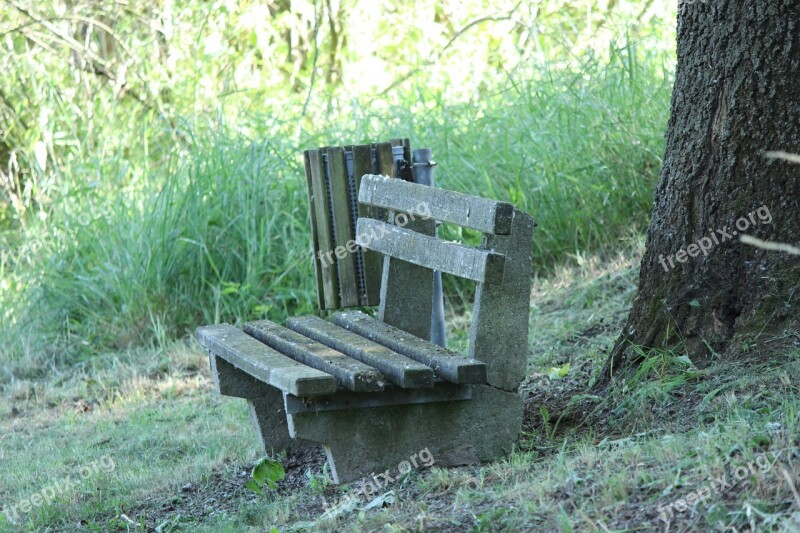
2,246,797,531
3,2,797,531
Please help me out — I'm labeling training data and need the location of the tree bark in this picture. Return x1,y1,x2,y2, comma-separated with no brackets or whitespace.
602,0,800,382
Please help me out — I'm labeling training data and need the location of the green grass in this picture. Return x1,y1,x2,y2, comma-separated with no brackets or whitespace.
2,248,797,532
0,39,672,367
9,5,787,533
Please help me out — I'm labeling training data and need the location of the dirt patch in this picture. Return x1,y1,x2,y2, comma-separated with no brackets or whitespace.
120,447,330,531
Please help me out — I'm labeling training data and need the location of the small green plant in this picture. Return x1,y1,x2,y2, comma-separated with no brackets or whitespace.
246,457,286,496
548,363,571,380
306,463,332,493
540,405,554,439
472,507,511,532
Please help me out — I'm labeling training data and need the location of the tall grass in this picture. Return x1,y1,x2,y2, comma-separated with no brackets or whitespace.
0,40,673,367
403,42,670,263
3,126,315,368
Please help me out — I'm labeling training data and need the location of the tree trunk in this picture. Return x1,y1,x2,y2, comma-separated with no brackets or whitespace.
602,0,800,381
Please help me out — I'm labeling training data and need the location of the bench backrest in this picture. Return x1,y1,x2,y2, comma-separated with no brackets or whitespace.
357,175,536,391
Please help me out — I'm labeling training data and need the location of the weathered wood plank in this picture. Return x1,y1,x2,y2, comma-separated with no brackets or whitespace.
308,149,339,309
352,144,375,218
196,324,337,396
332,311,487,384
352,143,382,306
303,150,325,310
325,147,360,307
243,319,385,392
375,142,395,179
359,174,515,235
285,316,434,389
356,218,506,284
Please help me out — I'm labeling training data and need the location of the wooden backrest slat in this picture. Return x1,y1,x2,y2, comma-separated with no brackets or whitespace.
359,174,514,235
374,142,395,179
303,151,326,310
356,218,506,284
325,147,359,307
352,144,382,305
306,149,340,308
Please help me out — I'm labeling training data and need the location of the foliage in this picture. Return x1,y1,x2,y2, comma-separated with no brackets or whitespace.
0,0,676,225
246,457,286,496
0,1,677,364
548,363,571,380
4,254,798,531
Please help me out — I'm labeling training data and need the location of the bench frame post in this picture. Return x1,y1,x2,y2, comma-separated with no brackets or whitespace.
210,354,312,454
470,209,536,391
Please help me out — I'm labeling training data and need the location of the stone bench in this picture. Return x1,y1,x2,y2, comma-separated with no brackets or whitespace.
196,148,536,484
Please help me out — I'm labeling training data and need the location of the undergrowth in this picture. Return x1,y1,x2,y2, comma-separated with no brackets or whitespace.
0,39,672,367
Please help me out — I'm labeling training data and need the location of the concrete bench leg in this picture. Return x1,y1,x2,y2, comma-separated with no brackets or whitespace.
287,385,523,483
248,390,299,455
210,354,311,455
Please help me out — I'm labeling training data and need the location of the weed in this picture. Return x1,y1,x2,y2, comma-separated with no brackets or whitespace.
246,457,286,496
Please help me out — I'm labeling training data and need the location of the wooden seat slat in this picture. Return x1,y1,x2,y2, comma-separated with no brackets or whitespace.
244,319,385,392
196,324,337,396
286,315,435,389
332,311,487,384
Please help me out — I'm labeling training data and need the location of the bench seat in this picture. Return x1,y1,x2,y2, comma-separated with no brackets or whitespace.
197,314,487,413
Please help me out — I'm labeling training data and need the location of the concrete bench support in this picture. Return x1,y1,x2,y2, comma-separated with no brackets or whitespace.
288,385,522,483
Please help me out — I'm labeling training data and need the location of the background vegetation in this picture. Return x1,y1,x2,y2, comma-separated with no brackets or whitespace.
1,0,676,368
4,3,799,532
